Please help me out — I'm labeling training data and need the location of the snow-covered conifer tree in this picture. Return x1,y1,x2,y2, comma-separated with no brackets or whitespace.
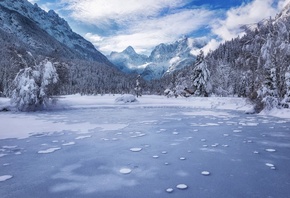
11,67,39,111
134,75,141,97
257,68,279,111
191,50,210,97
282,66,290,107
11,59,58,111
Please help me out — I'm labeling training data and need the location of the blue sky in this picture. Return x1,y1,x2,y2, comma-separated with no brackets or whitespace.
28,0,290,55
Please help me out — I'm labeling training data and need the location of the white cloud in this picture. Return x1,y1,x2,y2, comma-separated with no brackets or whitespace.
27,0,39,3
58,0,216,54
60,0,186,25
84,33,103,45
58,0,290,55
211,0,286,41
278,0,290,9
85,8,215,54
196,39,220,55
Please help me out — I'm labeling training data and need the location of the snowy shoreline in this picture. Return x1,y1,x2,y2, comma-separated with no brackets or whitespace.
1,94,290,119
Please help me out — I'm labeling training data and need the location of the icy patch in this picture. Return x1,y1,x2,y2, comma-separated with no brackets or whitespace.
183,110,234,118
205,123,219,126
62,142,75,146
265,163,276,170
130,147,142,152
51,164,137,194
201,171,211,176
96,124,128,131
0,113,101,139
0,175,13,182
176,184,188,190
119,168,132,174
75,135,91,140
176,170,188,177
265,149,276,152
0,154,7,158
239,122,259,126
130,132,146,138
38,147,61,154
265,163,275,167
2,146,17,149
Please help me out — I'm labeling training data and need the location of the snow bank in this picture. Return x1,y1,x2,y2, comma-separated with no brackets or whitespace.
115,94,138,104
0,97,11,111
1,94,290,119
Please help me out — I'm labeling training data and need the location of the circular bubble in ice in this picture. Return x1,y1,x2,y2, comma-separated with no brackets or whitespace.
265,149,276,152
166,188,174,193
176,184,188,190
201,171,211,176
265,163,274,167
119,168,132,174
130,147,142,152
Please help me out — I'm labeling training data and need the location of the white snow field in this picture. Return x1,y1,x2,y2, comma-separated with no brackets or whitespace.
0,95,290,198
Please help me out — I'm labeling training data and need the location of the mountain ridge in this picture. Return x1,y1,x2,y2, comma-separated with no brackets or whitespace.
108,37,207,80
0,0,111,64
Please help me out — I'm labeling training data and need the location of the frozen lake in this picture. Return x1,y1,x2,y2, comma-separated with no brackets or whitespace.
1,106,290,198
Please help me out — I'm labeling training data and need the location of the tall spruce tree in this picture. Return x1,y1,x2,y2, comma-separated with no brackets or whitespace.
191,50,210,97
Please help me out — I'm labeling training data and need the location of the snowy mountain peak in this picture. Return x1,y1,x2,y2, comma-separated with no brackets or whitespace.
0,0,111,63
123,46,138,55
108,37,207,80
276,2,290,20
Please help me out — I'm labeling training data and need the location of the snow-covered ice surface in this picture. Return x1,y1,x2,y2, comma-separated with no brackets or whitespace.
0,95,290,198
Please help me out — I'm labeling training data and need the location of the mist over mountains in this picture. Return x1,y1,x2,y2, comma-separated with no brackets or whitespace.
108,37,207,80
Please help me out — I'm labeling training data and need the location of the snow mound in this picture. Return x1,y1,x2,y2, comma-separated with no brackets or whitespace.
201,171,211,176
130,147,142,152
119,168,132,174
115,94,138,104
176,184,188,189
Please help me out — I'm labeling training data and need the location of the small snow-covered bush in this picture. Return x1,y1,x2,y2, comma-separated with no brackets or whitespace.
115,94,138,104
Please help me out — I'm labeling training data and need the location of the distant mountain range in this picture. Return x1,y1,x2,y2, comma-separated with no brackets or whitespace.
108,37,207,80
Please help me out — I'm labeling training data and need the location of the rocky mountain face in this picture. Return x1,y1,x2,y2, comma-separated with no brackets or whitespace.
109,46,148,73
108,37,207,80
0,0,111,64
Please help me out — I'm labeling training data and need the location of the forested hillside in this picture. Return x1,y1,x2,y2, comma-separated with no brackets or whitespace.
161,3,290,112
0,0,136,98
